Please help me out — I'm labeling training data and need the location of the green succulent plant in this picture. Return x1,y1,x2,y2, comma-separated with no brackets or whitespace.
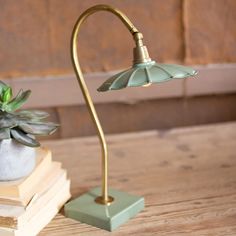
0,81,59,147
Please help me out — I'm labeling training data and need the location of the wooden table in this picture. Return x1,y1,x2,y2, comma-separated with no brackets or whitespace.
40,122,236,235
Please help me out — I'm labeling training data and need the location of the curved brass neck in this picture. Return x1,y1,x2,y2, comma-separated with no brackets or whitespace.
72,4,139,36
71,5,141,205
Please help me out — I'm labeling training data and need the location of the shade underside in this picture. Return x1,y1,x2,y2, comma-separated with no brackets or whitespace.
97,61,197,92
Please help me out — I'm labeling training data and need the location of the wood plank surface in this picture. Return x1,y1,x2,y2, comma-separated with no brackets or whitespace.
39,122,236,235
37,94,236,139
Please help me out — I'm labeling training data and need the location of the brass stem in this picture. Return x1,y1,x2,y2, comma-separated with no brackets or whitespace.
71,5,140,205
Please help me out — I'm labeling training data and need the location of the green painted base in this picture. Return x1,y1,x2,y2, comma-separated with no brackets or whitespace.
64,187,145,231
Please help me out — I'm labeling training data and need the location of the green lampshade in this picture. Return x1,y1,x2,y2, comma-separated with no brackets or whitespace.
97,61,197,92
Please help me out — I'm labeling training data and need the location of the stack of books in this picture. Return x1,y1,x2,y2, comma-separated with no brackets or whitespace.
0,148,71,236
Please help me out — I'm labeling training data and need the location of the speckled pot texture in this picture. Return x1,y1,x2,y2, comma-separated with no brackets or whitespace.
0,139,36,181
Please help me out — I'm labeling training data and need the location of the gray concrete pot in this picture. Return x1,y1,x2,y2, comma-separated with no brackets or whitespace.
0,139,36,181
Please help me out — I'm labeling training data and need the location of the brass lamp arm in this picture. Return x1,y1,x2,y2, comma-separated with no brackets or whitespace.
72,4,139,36
71,4,140,205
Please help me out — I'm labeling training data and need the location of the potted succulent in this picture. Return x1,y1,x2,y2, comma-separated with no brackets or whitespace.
0,81,59,181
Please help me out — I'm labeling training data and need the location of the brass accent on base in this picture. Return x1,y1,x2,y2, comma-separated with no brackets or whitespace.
95,195,115,205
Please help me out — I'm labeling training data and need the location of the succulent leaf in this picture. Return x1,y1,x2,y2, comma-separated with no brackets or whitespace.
0,81,8,96
0,128,11,139
19,122,59,135
2,87,12,103
10,129,40,147
6,90,31,112
16,110,49,120
0,112,18,128
0,81,59,147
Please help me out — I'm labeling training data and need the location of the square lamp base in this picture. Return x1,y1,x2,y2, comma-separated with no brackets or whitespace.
64,187,144,231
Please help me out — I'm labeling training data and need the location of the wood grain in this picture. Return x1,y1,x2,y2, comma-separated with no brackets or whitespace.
39,122,236,235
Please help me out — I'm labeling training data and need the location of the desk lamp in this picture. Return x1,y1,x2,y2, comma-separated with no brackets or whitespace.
65,4,197,231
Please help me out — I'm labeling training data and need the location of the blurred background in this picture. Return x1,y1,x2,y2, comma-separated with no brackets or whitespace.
1,0,236,140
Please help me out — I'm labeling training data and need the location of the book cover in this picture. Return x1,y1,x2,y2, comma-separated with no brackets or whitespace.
0,148,52,198
0,167,67,228
0,161,62,207
0,181,71,236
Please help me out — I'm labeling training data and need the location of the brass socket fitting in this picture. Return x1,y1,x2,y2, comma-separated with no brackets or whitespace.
133,32,152,64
